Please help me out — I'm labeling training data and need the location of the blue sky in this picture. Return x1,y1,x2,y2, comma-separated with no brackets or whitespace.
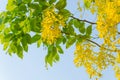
0,0,117,80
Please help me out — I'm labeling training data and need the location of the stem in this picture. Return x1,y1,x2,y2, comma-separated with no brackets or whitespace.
118,32,120,34
86,39,101,47
71,16,97,25
61,31,116,52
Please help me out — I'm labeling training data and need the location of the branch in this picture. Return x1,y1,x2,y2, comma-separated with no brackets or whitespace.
86,39,101,47
71,16,120,35
118,32,120,34
71,16,97,25
62,31,100,47
86,39,117,52
61,31,117,52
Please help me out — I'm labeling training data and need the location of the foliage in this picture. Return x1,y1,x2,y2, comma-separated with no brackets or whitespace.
0,0,120,80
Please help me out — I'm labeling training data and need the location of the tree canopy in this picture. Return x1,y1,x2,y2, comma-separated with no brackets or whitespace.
0,0,120,80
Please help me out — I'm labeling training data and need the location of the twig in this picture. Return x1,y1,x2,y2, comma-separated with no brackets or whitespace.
61,31,117,52
86,39,117,52
71,16,97,25
118,32,120,34
86,39,101,47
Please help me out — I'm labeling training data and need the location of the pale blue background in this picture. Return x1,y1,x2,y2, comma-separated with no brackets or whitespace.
0,0,116,80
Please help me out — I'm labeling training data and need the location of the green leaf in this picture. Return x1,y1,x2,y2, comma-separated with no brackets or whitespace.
45,54,49,65
21,36,28,52
24,34,32,44
0,18,2,25
77,34,83,43
0,34,4,44
86,25,92,37
45,53,53,66
49,0,56,4
40,2,49,10
6,0,16,11
28,3,41,10
57,46,63,54
68,19,74,25
3,14,12,23
73,19,85,34
56,37,64,46
4,28,10,35
4,33,14,42
55,0,66,10
32,34,41,43
63,24,75,35
69,25,75,34
45,54,53,66
16,38,21,45
22,20,30,33
45,45,58,66
30,18,41,32
9,42,17,53
48,45,57,54
3,42,9,50
34,0,39,2
18,4,27,12
79,22,85,34
66,37,76,49
11,23,21,33
59,9,71,18
73,19,80,28
37,39,42,48
7,42,17,55
17,45,23,59
0,24,4,32
62,36,66,44
23,0,32,3
84,0,91,9
35,0,46,2
16,0,22,5
54,54,59,62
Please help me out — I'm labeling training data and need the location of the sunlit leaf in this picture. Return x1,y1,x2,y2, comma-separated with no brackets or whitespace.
17,45,23,59
6,0,16,11
49,0,56,4
16,0,22,5
66,37,76,48
55,0,66,10
24,34,32,44
32,34,41,43
59,9,71,18
3,42,9,50
37,39,42,48
0,18,2,25
21,36,28,52
84,0,91,9
57,46,63,54
73,19,80,28
18,4,27,12
86,25,92,37
79,22,85,34
23,0,32,3
54,54,59,62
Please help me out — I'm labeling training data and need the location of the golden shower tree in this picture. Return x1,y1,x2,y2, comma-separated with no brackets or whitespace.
0,0,120,80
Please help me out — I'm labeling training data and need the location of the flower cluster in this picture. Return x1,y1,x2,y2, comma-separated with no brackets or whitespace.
97,1,119,38
74,42,115,79
41,8,66,44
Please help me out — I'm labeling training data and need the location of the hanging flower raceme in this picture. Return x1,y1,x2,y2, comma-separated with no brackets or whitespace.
74,42,115,79
96,0,120,41
114,65,120,80
41,7,66,45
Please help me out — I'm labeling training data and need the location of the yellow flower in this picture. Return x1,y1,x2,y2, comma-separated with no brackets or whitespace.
41,7,66,44
116,53,120,63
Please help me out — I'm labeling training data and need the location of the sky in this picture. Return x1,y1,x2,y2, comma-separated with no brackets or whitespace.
0,0,117,80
